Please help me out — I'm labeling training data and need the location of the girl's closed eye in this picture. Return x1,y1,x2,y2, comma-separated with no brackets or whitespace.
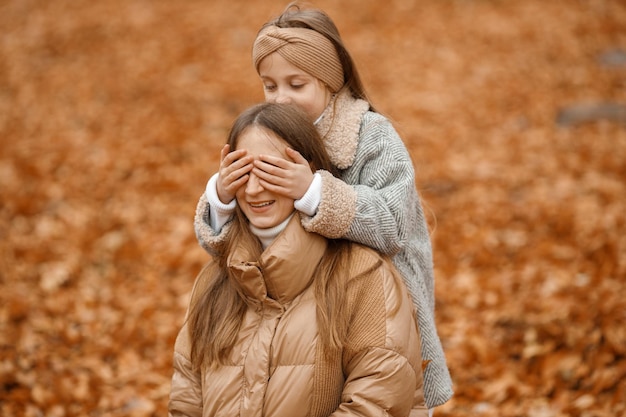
264,83,277,92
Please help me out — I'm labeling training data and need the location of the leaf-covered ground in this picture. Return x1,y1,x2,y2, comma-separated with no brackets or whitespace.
1,0,625,416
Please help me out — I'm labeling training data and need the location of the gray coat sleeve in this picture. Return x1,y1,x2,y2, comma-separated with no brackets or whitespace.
303,113,424,257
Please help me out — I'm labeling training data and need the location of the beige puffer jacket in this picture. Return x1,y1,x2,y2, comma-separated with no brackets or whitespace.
169,216,427,417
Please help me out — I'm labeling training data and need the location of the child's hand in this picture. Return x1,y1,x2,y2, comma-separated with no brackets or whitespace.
216,144,254,203
253,147,314,200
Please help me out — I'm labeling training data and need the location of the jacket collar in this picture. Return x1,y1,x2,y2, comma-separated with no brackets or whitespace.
227,215,328,306
316,88,370,170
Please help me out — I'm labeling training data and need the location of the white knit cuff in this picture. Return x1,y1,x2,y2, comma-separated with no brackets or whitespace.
206,173,236,231
294,172,321,216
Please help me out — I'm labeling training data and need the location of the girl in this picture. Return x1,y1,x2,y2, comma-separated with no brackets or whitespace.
194,3,453,411
170,102,426,417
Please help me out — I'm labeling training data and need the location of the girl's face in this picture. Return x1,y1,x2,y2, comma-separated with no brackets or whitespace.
235,126,295,229
258,52,333,122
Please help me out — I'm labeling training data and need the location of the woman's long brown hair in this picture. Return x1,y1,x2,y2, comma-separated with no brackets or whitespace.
188,103,355,370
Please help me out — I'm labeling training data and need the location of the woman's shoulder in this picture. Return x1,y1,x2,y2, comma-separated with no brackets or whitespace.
344,242,394,281
343,244,407,314
188,261,219,305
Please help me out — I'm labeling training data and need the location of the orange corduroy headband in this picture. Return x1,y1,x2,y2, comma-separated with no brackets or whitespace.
252,26,344,93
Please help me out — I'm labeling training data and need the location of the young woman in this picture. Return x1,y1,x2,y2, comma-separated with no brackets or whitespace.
170,102,426,417
193,3,453,411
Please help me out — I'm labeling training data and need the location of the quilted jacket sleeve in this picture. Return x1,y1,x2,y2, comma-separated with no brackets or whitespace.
330,249,427,417
168,323,203,417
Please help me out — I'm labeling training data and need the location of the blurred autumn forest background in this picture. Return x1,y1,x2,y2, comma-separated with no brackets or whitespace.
1,0,625,416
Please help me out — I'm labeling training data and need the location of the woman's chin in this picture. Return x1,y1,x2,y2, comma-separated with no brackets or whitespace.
249,213,293,230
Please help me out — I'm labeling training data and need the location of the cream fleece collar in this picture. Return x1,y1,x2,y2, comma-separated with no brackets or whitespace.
316,88,370,170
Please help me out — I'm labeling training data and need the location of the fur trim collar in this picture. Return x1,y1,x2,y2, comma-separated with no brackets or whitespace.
316,88,370,170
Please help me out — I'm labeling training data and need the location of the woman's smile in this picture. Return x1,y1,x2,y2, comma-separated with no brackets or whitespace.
248,200,275,210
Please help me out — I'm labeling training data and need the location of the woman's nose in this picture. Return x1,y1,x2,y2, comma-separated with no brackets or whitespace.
245,171,264,195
